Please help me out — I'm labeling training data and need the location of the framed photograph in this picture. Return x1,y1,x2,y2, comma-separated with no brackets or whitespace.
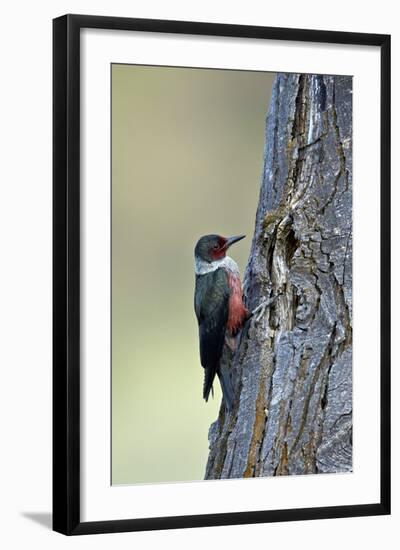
53,14,391,535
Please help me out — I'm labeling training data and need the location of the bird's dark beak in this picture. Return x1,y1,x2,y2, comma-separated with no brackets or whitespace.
225,235,246,249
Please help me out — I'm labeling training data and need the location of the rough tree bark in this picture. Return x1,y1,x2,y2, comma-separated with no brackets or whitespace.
206,73,352,479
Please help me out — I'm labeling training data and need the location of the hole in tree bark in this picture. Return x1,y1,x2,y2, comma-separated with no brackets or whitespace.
285,227,300,265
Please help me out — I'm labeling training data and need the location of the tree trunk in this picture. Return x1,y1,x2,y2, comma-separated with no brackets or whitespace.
205,73,352,479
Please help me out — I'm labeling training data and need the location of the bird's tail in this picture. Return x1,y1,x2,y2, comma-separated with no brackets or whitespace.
203,367,215,403
217,365,234,411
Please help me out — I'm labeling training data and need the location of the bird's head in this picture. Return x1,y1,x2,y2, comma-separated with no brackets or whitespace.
194,234,245,263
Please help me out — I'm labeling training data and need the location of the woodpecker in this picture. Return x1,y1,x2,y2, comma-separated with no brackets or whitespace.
194,234,248,411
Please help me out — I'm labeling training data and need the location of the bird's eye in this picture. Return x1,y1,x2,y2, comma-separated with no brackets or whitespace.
213,243,219,249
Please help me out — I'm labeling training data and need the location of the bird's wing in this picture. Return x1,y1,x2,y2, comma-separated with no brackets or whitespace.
194,268,230,369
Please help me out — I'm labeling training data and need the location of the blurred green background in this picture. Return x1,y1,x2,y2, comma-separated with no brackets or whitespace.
112,64,274,485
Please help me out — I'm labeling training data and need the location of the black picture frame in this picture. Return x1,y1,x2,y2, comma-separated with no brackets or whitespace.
53,14,391,536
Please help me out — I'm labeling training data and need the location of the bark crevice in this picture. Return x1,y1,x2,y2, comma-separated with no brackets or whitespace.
205,74,353,479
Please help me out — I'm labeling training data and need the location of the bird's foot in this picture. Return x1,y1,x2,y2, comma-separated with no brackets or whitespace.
251,300,269,322
225,334,237,352
250,290,283,322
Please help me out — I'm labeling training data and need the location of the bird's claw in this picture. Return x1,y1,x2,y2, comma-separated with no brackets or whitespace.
251,290,283,322
254,302,267,322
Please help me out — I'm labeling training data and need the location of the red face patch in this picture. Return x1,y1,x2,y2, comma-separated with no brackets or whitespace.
209,236,227,260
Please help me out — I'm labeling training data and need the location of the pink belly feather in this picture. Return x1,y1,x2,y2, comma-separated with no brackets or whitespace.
226,272,247,335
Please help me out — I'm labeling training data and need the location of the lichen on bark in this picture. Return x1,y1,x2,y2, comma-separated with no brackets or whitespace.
205,73,352,479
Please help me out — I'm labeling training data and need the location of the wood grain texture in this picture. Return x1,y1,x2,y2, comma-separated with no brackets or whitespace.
206,73,353,479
